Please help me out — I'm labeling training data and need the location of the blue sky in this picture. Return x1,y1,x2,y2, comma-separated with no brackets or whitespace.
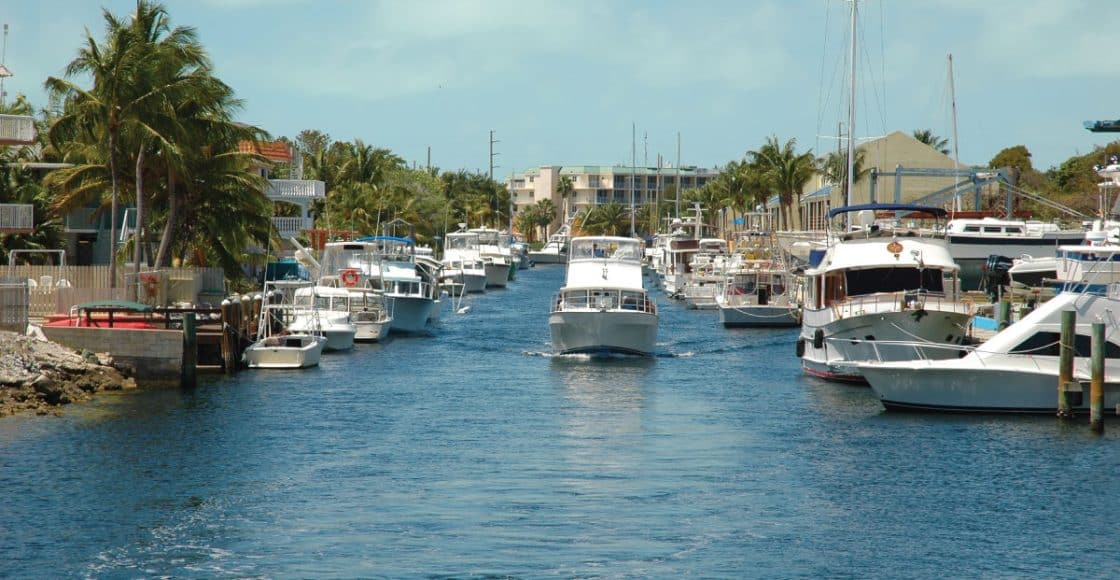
6,0,1120,176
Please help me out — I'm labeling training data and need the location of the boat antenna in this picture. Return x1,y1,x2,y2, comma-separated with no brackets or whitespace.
949,53,961,216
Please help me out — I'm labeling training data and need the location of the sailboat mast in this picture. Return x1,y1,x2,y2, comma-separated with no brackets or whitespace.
845,0,858,223
949,53,962,214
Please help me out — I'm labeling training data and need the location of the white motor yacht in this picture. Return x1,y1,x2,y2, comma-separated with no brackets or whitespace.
319,236,439,334
529,223,570,265
858,284,1120,413
442,230,488,293
287,285,357,351
798,204,972,382
549,236,658,356
470,227,513,287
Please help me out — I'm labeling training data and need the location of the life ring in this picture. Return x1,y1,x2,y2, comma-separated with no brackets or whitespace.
340,269,360,287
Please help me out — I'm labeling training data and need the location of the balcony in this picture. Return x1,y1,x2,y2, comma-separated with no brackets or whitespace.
272,216,313,238
0,114,36,145
0,204,33,233
266,179,325,202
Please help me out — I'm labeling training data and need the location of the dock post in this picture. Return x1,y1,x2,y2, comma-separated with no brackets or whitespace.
998,300,1012,330
220,298,236,374
182,312,197,388
1091,321,1105,434
1057,309,1076,419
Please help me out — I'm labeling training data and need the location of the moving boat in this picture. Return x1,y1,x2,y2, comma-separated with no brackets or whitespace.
858,284,1120,413
243,280,327,369
549,236,658,356
798,204,972,382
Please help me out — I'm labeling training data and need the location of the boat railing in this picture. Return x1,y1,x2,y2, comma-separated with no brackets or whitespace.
551,288,656,315
828,289,969,320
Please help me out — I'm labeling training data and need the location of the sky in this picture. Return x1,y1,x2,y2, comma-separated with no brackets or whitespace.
5,0,1120,177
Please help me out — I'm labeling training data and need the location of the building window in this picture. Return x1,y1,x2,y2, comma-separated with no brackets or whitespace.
589,175,600,188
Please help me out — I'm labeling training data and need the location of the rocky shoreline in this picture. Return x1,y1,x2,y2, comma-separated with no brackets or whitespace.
0,330,137,417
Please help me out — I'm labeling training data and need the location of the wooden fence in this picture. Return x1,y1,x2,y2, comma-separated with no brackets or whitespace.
0,277,29,332
4,265,226,319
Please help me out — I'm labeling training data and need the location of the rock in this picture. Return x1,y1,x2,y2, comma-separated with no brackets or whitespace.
0,330,133,418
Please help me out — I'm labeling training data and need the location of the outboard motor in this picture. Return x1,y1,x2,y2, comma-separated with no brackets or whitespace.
978,254,1013,301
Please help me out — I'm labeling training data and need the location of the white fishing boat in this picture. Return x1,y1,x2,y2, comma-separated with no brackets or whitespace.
470,227,513,287
529,223,570,265
346,287,392,342
243,280,327,369
681,238,730,309
716,232,800,327
798,204,973,382
287,285,357,351
319,236,439,334
858,283,1120,413
442,230,488,293
549,236,658,356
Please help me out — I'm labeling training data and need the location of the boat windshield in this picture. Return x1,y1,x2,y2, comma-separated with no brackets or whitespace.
570,239,641,261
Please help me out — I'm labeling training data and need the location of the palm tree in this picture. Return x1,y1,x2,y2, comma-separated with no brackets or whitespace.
532,198,557,241
818,147,869,207
580,202,630,236
748,136,815,230
912,129,950,156
556,175,574,216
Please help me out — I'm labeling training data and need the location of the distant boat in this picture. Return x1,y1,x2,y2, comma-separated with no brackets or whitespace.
716,231,800,328
549,236,658,356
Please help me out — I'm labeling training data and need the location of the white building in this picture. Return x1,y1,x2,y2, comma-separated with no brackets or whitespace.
508,164,720,221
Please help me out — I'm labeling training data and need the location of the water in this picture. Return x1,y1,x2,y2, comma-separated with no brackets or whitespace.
2,265,1119,578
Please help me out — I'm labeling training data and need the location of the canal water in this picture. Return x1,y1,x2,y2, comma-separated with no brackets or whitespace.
2,265,1118,577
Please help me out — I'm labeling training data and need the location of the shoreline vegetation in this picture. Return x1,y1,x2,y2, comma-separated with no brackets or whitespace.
0,331,136,417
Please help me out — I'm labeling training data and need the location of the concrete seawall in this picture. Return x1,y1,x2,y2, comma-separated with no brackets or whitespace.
41,327,183,387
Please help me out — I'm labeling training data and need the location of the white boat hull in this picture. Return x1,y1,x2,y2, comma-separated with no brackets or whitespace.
860,355,1120,413
800,307,971,382
387,295,435,333
529,250,566,264
484,263,508,287
549,309,658,356
244,335,326,369
718,303,800,327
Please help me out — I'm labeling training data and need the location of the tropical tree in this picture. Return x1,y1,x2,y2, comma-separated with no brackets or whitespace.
580,202,630,236
556,175,574,215
818,147,869,207
913,129,950,155
531,198,557,241
748,136,815,230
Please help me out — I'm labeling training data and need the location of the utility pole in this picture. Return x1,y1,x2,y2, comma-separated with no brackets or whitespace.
426,146,431,172
0,24,10,108
675,132,681,219
631,123,636,237
489,130,500,227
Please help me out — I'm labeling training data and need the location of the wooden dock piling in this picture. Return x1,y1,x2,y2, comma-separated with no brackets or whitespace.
1057,309,1077,419
182,312,197,388
1091,321,1105,434
998,300,1012,330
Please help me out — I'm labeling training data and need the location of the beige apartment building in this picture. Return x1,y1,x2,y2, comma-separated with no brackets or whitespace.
508,164,720,220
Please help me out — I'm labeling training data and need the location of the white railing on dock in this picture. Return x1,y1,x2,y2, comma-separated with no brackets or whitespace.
0,204,33,232
266,179,325,200
0,114,36,145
